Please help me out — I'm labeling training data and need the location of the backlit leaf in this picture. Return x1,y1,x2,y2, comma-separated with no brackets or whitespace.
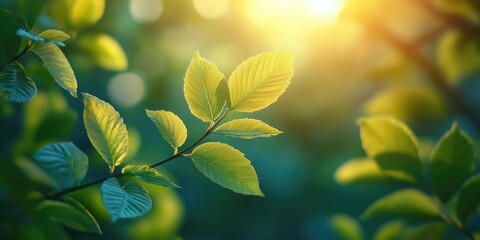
359,117,422,183
69,0,105,29
77,33,127,71
374,220,406,240
430,123,474,201
30,42,77,97
330,214,364,240
122,165,180,188
183,51,227,122
0,61,36,102
228,52,294,112
16,29,67,47
334,158,384,184
145,110,187,152
38,29,70,42
33,141,88,190
83,93,128,173
188,142,263,196
37,197,102,234
214,118,282,139
456,174,480,223
362,189,440,219
101,178,152,221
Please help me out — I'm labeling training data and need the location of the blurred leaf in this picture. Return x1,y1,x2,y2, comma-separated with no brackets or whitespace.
122,165,180,188
433,0,479,25
359,117,422,183
362,189,440,219
430,123,474,202
33,141,88,190
363,87,445,123
69,0,105,29
188,142,264,196
0,61,36,102
334,158,384,184
30,42,77,97
0,9,22,67
16,29,66,47
83,93,128,173
184,51,227,122
329,214,364,240
401,222,447,240
77,33,127,71
145,109,187,152
374,220,406,240
214,118,282,139
101,178,152,221
12,0,47,29
20,217,69,240
228,52,294,112
456,174,480,223
437,31,480,84
37,197,102,234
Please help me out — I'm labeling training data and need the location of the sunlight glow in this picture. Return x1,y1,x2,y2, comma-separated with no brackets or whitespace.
193,0,230,19
307,0,345,20
108,72,146,108
130,0,163,23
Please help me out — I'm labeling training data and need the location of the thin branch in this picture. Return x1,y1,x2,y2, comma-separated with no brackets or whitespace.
435,198,475,240
47,109,230,199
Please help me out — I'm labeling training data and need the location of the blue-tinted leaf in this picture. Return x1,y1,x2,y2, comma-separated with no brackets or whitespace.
0,61,36,102
101,178,152,221
33,141,88,190
37,197,102,234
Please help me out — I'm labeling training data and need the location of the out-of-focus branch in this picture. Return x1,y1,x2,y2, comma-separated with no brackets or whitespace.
361,18,480,130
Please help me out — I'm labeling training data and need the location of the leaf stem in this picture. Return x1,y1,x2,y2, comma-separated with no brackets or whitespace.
434,198,475,240
46,109,230,199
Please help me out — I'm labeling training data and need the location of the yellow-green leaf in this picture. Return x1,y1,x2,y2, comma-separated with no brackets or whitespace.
122,165,179,188
228,52,294,112
83,93,128,173
330,214,364,240
145,110,187,151
214,118,282,139
38,29,70,42
456,174,480,223
374,220,406,240
334,158,384,184
188,142,263,196
30,42,77,97
69,0,105,29
77,33,127,71
430,123,474,201
362,189,440,219
183,51,227,122
359,117,422,183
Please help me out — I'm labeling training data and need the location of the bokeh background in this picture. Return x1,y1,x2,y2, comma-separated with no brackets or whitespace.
2,0,480,239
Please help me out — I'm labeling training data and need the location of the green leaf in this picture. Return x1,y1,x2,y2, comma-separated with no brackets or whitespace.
145,109,187,152
457,174,480,223
77,33,127,71
69,0,105,29
33,141,88,190
122,165,180,188
362,189,439,219
101,178,152,221
0,9,22,67
359,117,422,183
16,29,67,47
401,222,447,240
30,42,77,97
36,197,102,234
83,93,128,173
329,214,364,240
334,158,384,184
13,0,47,29
183,51,227,122
228,52,294,112
0,61,36,102
214,118,282,139
374,220,406,240
188,142,263,196
430,123,475,201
